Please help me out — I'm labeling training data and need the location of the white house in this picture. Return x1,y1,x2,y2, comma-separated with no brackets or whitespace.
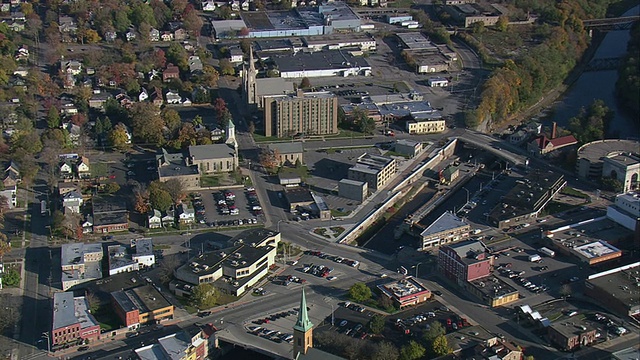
82,215,93,233
148,209,162,229
62,190,83,214
161,32,174,42
59,161,73,179
138,88,149,102
76,157,90,179
161,210,175,227
202,1,216,11
0,185,17,209
131,238,155,268
62,60,82,76
149,28,160,42
165,90,181,104
177,204,194,224
126,29,137,42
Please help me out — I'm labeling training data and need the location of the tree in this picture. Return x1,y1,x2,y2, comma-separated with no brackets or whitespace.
559,284,572,299
399,340,425,360
190,283,218,309
377,293,395,312
300,77,311,89
164,179,185,205
248,121,255,134
2,268,20,287
94,116,113,138
259,149,279,172
80,29,101,44
104,182,121,194
133,192,150,213
109,123,131,151
202,65,219,87
357,113,375,135
471,21,486,34
431,335,452,356
423,320,445,343
85,292,100,313
601,177,623,192
130,103,164,145
46,106,60,128
162,108,182,132
170,0,188,17
183,8,203,37
348,283,372,303
496,16,509,32
219,59,235,76
368,314,385,334
149,181,173,211
374,342,399,360
167,43,189,70
0,241,11,262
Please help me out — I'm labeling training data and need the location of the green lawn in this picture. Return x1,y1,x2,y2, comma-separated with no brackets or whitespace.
154,244,172,250
561,186,590,200
201,175,220,187
331,209,352,217
278,166,309,181
541,202,578,215
388,0,413,8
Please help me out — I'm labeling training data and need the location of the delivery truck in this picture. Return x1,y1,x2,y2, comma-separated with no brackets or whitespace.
528,254,542,262
538,247,555,257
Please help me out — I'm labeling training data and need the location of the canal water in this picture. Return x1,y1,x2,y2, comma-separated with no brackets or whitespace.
548,5,640,139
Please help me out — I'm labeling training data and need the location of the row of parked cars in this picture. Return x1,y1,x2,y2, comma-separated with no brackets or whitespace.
336,321,368,339
252,309,298,325
247,326,294,344
191,194,207,224
246,187,263,216
500,268,547,293
305,251,360,267
341,301,366,313
215,190,240,215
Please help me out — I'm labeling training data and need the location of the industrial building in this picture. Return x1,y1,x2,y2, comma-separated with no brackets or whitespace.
575,139,640,185
338,178,368,202
606,192,640,241
585,262,640,320
438,240,492,284
61,242,103,291
488,171,565,228
377,277,432,308
347,153,397,190
394,139,424,158
302,33,377,52
173,229,280,296
444,3,504,27
263,90,338,138
396,32,457,73
419,211,471,250
271,50,371,78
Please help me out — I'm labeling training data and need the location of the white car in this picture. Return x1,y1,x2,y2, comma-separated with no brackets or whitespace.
127,171,135,176
327,276,337,281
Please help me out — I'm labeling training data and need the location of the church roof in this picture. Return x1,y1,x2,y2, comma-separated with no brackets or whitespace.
294,288,313,333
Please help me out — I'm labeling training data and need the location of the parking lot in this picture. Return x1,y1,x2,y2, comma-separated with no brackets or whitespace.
190,188,263,228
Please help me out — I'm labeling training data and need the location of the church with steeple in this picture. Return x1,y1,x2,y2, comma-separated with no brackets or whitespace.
292,289,345,360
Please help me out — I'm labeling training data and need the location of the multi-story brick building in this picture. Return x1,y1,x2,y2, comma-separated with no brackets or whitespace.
51,292,100,348
438,240,492,284
111,285,174,330
263,90,338,138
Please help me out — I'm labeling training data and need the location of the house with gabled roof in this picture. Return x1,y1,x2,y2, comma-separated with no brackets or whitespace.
3,161,21,188
528,134,578,157
76,156,90,179
163,64,180,82
177,203,194,224
149,28,160,42
161,210,175,227
148,209,162,229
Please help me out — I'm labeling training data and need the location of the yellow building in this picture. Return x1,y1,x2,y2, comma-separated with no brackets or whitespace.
406,119,446,134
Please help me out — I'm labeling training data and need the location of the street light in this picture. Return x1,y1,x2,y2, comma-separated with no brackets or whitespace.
42,332,51,354
462,187,470,204
412,262,423,278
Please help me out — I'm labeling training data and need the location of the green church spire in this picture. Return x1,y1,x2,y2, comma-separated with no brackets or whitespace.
294,288,313,333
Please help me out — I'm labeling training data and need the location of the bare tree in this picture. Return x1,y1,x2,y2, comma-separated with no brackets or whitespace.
159,255,180,284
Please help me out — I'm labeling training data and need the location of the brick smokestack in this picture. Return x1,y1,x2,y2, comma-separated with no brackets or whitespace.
551,122,557,139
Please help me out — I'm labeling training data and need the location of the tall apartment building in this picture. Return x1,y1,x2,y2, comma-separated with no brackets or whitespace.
263,90,338,138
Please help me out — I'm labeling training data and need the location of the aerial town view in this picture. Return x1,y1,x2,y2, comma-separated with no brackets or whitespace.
0,0,638,359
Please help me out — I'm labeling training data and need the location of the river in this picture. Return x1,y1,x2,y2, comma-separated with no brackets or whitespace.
547,5,640,139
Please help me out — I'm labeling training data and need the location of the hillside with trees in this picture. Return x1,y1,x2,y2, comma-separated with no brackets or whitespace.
616,21,640,118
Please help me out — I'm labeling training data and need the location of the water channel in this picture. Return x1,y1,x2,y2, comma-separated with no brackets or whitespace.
548,5,640,138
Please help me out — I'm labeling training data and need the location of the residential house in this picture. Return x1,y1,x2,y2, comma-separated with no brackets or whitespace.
528,135,578,157
60,161,73,180
126,28,137,42
163,64,180,82
63,122,82,145
2,161,21,188
62,60,82,76
82,215,93,234
231,0,240,11
58,16,76,32
89,91,112,110
229,47,244,63
161,32,174,42
13,67,28,78
165,90,181,104
189,56,203,73
174,28,188,41
138,88,149,102
60,103,79,116
15,46,29,62
241,0,250,11
177,203,195,224
6,21,25,32
0,185,17,209
202,1,216,11
148,209,162,229
149,28,160,42
267,142,304,166
161,210,175,227
58,182,79,196
76,156,90,179
62,190,83,214
151,87,164,106
103,30,117,42
182,97,192,106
